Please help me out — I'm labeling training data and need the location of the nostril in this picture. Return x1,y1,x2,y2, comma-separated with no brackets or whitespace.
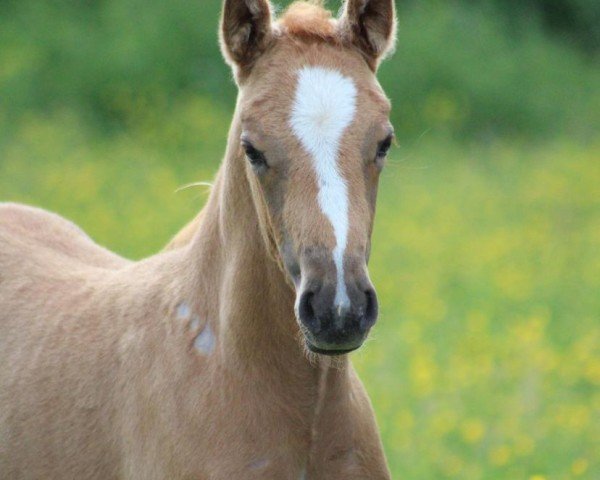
360,289,378,332
298,291,321,334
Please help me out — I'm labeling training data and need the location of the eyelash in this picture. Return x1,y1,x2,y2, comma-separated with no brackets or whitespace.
376,135,393,159
242,141,267,168
242,135,393,168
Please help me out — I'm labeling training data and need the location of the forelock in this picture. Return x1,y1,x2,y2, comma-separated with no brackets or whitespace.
277,1,338,40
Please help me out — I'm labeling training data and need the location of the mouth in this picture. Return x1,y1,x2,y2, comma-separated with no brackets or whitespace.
306,341,361,356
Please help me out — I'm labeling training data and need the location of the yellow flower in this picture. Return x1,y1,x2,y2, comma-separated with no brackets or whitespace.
460,419,485,444
514,435,535,456
489,445,511,466
585,359,600,385
431,410,458,436
409,350,437,397
571,458,588,476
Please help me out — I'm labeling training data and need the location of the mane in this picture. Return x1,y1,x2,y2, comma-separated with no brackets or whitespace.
278,1,337,40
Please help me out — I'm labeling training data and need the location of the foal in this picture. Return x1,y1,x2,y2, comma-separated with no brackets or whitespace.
0,1,396,478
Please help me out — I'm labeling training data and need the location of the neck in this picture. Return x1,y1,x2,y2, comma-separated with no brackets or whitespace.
181,100,328,373
161,96,356,473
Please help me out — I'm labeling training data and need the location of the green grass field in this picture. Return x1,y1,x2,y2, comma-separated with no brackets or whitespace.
1,105,598,478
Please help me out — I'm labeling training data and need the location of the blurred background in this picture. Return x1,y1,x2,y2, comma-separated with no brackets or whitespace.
0,0,598,478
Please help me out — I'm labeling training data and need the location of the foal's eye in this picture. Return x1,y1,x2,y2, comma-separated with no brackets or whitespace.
242,141,267,168
376,135,394,160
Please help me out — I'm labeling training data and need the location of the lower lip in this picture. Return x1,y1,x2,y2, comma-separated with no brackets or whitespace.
306,342,361,356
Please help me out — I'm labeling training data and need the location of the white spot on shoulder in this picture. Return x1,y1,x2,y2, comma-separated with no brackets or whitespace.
290,66,357,309
176,302,191,319
194,324,215,355
248,458,270,470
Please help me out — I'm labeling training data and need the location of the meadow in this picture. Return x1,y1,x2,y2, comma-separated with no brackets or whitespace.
2,107,598,479
1,0,599,478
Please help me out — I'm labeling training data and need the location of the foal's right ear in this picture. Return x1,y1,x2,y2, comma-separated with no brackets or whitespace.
220,0,274,78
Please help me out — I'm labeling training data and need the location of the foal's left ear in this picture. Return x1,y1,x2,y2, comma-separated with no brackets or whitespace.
220,0,274,78
339,0,397,70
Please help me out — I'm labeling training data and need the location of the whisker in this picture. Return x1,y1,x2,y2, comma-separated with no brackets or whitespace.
385,127,435,172
174,181,213,194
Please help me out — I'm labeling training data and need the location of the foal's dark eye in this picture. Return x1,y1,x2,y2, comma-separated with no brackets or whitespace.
376,135,394,159
242,141,267,168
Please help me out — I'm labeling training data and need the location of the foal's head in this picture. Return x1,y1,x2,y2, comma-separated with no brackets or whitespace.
221,0,396,355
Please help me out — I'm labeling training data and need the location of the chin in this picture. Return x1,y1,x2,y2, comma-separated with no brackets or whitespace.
305,340,362,356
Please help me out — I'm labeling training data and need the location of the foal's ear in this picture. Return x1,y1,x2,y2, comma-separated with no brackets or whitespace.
339,0,397,69
220,0,274,77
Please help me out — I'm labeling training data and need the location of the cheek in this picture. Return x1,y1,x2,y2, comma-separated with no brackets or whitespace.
365,167,380,217
344,166,379,252
279,235,301,284
256,166,288,228
358,159,380,212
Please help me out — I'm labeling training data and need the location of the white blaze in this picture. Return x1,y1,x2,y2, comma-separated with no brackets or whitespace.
290,66,357,309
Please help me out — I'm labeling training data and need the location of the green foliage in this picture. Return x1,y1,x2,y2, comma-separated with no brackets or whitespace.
382,2,599,140
481,0,600,51
0,0,232,125
0,99,228,256
0,0,598,140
